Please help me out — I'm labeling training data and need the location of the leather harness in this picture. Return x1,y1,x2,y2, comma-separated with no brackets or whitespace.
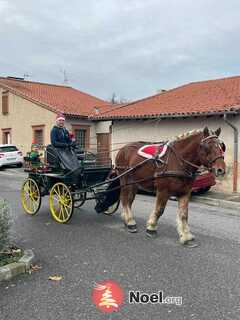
116,135,225,181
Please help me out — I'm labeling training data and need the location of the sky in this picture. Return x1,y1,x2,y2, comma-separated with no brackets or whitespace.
1,0,240,102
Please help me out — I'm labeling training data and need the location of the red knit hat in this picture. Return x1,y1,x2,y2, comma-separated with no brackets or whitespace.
56,113,65,121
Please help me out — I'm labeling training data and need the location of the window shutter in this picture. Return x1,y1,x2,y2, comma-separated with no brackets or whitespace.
34,129,43,145
2,91,9,115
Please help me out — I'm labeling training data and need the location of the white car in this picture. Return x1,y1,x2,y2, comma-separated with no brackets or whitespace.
0,144,23,168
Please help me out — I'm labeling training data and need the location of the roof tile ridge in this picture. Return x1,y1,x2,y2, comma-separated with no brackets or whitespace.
0,77,71,88
0,80,58,112
185,75,240,86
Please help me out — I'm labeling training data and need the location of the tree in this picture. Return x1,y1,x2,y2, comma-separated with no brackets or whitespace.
109,92,130,104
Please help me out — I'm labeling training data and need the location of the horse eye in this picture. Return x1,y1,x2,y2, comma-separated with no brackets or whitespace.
221,142,226,152
201,143,210,153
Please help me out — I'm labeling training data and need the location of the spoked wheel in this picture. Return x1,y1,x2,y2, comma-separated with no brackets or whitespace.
49,182,73,223
104,200,120,215
21,178,41,215
73,192,86,208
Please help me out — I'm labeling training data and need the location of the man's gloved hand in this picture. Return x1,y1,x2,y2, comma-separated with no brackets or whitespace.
70,141,77,148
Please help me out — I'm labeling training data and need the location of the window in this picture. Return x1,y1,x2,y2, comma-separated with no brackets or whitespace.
75,129,86,149
0,146,17,152
71,125,90,150
34,129,43,145
32,125,45,146
2,91,9,115
2,128,11,144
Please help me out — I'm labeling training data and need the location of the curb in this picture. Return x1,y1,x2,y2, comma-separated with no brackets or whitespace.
140,193,240,214
191,196,240,214
0,249,35,282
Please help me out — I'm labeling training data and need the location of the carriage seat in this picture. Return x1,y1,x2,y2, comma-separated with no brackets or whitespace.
46,145,62,171
137,143,168,159
46,144,80,173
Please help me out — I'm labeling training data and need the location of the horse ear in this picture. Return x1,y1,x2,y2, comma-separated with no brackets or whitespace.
215,127,221,137
203,126,209,137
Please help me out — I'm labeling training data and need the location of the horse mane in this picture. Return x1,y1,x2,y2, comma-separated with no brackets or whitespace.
127,128,214,147
170,129,203,144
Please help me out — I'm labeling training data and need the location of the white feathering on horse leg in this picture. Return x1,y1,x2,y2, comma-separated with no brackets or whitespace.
176,215,187,243
177,216,194,243
177,193,194,243
122,206,136,226
146,211,158,231
183,222,195,241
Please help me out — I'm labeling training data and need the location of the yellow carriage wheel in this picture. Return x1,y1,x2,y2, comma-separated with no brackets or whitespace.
21,178,41,215
49,182,73,223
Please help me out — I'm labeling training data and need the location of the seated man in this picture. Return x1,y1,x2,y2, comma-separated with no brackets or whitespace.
48,114,79,173
50,113,73,148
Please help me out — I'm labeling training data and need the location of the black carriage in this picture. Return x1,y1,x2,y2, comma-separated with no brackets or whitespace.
21,145,120,223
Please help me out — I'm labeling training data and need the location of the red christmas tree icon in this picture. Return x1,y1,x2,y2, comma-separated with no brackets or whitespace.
92,280,124,313
99,286,119,309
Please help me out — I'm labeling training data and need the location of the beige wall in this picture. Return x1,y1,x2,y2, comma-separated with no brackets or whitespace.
111,116,240,193
95,121,112,134
0,91,56,154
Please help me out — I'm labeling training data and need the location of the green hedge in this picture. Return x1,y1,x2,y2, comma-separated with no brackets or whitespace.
0,199,12,251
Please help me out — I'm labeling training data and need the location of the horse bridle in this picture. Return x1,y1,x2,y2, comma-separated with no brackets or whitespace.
200,135,225,168
157,134,225,178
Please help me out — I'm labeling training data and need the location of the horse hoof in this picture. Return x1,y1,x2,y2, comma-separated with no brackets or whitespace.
146,229,157,238
182,240,199,248
125,224,138,233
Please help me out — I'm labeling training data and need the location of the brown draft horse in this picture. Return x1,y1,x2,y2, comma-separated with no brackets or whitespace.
115,127,226,245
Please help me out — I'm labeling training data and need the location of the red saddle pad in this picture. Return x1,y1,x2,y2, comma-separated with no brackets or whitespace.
138,144,168,159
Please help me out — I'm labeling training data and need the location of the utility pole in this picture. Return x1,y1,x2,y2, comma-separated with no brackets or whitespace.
23,73,30,80
60,69,68,85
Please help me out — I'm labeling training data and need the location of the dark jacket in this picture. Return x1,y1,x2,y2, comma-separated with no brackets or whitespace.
50,126,72,148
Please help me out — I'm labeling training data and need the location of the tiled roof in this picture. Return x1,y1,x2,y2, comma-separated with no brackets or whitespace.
89,103,125,117
92,76,240,120
0,77,109,117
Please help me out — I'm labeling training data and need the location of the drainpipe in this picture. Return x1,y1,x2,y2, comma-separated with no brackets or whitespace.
224,114,238,192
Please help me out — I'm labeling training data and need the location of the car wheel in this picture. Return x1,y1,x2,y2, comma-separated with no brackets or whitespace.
193,186,211,195
199,186,211,194
16,163,23,168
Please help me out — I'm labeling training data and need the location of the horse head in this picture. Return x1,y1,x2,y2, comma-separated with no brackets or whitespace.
199,127,226,177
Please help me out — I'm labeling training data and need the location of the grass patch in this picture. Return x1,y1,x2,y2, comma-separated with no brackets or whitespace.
0,248,23,267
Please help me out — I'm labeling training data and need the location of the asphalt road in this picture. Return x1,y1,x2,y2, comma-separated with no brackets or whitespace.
0,167,239,320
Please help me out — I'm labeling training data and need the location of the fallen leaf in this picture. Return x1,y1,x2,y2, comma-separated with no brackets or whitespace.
31,264,42,272
49,275,62,281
